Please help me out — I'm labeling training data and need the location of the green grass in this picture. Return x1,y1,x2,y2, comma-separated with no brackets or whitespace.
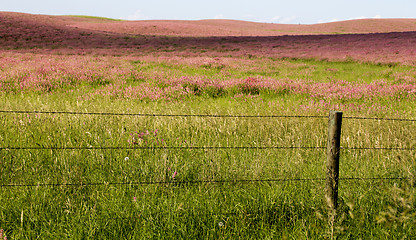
131,57,415,84
64,15,123,21
0,56,415,239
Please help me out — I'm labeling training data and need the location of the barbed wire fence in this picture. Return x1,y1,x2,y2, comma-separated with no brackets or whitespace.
0,109,415,121
0,109,415,213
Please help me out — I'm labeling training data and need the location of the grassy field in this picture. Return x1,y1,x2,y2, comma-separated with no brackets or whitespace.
1,55,415,239
1,12,416,239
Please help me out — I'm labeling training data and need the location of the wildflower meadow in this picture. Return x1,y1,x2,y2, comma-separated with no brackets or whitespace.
0,12,415,239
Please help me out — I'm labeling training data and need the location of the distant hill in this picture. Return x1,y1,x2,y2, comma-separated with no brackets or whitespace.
1,12,416,37
1,12,415,64
62,18,416,37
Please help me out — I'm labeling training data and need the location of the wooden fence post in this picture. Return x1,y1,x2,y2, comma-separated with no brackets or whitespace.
326,111,343,214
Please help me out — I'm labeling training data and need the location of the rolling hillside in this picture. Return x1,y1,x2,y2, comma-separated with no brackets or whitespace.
65,16,416,37
2,12,416,37
1,12,416,64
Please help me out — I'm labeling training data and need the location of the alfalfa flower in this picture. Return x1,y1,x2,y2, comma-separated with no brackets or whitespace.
0,229,7,240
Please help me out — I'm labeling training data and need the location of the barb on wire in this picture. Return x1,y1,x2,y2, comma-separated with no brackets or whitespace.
1,178,326,188
0,110,327,119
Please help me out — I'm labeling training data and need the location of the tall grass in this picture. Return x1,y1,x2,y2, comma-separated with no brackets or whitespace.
0,56,415,239
1,102,415,238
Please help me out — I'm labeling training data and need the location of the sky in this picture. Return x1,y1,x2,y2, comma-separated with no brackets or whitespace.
1,0,415,24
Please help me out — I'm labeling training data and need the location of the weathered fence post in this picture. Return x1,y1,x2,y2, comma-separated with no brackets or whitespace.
326,111,343,214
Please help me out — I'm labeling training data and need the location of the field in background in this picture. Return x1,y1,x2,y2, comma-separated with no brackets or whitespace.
1,12,416,64
0,12,415,239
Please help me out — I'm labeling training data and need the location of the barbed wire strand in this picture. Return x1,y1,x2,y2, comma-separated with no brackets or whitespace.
1,178,326,188
0,209,302,224
344,116,416,122
1,110,415,122
0,110,327,119
0,146,326,150
340,177,411,181
1,146,414,151
341,147,416,151
1,177,410,188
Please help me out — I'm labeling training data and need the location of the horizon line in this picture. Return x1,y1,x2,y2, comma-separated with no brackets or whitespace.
2,11,416,25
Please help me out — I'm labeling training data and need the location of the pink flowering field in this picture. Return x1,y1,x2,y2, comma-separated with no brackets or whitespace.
1,51,415,115
1,12,416,239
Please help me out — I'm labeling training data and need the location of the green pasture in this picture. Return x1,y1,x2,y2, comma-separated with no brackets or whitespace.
63,15,123,21
0,56,415,239
132,57,414,84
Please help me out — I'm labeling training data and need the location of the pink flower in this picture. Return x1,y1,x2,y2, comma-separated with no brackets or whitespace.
0,229,6,240
172,171,177,179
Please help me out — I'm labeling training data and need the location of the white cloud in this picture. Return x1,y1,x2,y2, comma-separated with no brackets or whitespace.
242,14,257,21
214,14,225,19
317,18,339,24
318,19,338,24
251,15,297,24
270,16,282,22
349,15,382,21
317,14,382,24
278,16,297,24
232,14,298,24
120,10,149,20
352,16,366,20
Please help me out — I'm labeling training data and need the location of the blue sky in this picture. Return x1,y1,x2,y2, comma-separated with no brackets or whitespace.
1,0,415,24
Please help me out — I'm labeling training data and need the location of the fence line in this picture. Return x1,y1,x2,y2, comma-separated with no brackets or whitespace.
1,146,414,151
1,177,410,188
1,178,326,187
0,110,327,119
341,147,415,151
0,146,327,150
1,109,414,218
340,177,412,181
1,109,415,122
344,116,416,122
